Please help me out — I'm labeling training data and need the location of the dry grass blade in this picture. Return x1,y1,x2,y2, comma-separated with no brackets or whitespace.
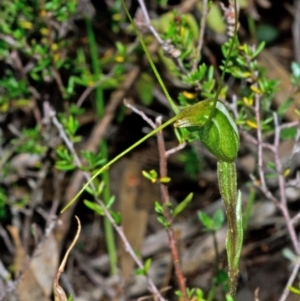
53,216,81,301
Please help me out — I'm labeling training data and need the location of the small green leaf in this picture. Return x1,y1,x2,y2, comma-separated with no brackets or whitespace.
84,200,104,215
280,127,297,140
267,161,276,171
289,286,300,295
144,258,152,273
173,192,193,217
198,211,213,230
157,215,168,228
154,201,163,214
142,170,151,180
97,181,105,196
55,162,75,171
142,170,158,182
111,211,121,224
149,170,158,178
277,97,294,117
256,24,278,44
135,268,145,275
106,195,116,208
84,186,94,196
251,41,265,59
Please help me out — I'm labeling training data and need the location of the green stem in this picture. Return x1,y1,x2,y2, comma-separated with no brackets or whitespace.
217,160,243,298
86,17,117,275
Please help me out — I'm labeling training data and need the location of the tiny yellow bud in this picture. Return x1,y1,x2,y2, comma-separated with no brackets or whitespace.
246,120,258,129
182,91,195,99
242,72,252,78
250,85,262,94
160,177,171,183
112,13,122,21
40,10,47,16
283,168,290,177
0,103,9,112
53,53,60,63
19,21,33,29
51,43,58,51
40,27,49,36
180,26,185,38
41,37,48,45
115,55,124,63
243,97,253,106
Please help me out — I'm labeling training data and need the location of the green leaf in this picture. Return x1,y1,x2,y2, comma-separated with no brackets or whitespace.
154,201,163,214
277,97,294,116
142,170,158,182
97,181,105,196
251,41,265,59
198,211,213,230
256,25,278,44
267,161,276,171
173,192,193,217
135,267,145,275
280,127,297,140
157,215,168,228
111,211,121,224
234,190,243,269
289,286,300,295
144,258,152,273
106,195,116,208
84,200,104,215
204,2,226,34
55,161,75,171
84,186,94,196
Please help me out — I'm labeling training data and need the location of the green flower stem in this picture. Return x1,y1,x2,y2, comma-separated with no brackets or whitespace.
217,160,243,297
86,17,118,275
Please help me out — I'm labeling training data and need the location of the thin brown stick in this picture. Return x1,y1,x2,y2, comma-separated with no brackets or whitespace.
273,113,300,255
165,143,187,158
254,93,300,255
125,102,188,299
156,117,188,301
